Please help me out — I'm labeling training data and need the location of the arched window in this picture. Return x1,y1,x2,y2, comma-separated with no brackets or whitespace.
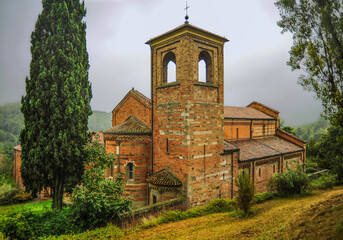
127,162,134,180
163,52,176,83
198,51,213,83
198,59,206,82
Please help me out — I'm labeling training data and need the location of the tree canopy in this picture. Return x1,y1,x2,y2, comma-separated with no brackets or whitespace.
275,0,343,126
20,0,92,209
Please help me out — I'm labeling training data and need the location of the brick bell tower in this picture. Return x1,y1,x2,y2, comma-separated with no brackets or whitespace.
146,21,228,206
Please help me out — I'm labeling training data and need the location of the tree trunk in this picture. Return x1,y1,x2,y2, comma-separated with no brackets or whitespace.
52,171,64,210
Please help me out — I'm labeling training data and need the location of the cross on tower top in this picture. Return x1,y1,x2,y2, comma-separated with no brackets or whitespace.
184,1,190,23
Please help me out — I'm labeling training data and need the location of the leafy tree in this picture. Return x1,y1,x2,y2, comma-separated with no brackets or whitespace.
281,126,297,136
275,0,343,127
316,125,343,183
20,0,92,209
71,134,132,229
235,169,255,215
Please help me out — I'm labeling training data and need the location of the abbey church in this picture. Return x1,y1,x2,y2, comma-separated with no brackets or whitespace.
12,20,306,209
101,22,306,208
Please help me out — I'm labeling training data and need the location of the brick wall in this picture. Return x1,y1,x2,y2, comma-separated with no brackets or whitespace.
105,138,151,209
149,27,227,207
112,95,151,128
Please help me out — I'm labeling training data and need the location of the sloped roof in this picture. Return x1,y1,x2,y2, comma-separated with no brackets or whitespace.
247,101,279,114
228,136,303,162
13,145,22,151
224,106,275,120
147,169,182,187
112,88,151,113
103,115,151,135
224,140,239,152
146,22,228,46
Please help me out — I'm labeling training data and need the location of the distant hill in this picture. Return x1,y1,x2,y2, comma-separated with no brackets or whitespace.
88,111,112,132
294,117,330,141
0,102,111,147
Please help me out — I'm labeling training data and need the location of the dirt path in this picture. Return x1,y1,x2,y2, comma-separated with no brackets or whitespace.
123,186,343,240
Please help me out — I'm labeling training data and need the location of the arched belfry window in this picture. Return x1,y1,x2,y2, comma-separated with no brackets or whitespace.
163,52,176,83
198,51,213,83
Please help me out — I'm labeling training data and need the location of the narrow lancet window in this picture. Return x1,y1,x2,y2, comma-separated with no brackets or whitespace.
198,59,206,82
128,162,134,180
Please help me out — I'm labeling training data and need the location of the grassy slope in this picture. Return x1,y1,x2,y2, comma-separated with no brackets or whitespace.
123,187,343,240
0,200,52,216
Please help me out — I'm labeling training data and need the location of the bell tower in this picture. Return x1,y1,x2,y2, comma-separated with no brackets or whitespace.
146,22,228,206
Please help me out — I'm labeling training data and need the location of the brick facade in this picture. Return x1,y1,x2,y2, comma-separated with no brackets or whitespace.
14,22,306,209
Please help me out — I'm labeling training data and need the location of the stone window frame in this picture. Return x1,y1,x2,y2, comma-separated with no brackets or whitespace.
162,51,177,83
198,50,213,83
127,162,135,181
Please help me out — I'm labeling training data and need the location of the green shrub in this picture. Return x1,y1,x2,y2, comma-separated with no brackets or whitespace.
159,210,187,223
268,166,310,197
12,190,33,204
71,137,132,230
253,192,275,204
311,172,337,190
0,184,20,205
204,198,235,213
235,169,255,215
0,208,80,240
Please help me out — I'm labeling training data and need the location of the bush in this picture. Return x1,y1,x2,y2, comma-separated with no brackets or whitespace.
311,172,337,190
0,208,80,240
253,192,275,204
204,198,235,213
0,184,20,205
12,191,33,203
71,137,132,230
268,166,310,197
235,169,255,215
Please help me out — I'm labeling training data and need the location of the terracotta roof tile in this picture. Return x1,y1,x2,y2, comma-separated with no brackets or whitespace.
13,145,22,151
224,106,275,120
224,140,239,152
103,115,151,135
227,136,303,162
256,137,303,154
147,169,182,187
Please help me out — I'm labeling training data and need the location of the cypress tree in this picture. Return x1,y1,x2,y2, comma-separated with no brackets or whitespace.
20,0,92,210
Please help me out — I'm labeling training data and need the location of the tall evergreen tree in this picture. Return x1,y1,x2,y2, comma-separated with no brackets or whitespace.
20,0,92,210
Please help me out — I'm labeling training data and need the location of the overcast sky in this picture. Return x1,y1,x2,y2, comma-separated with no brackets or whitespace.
0,0,323,126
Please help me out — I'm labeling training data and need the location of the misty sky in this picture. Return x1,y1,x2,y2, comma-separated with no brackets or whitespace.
0,0,323,126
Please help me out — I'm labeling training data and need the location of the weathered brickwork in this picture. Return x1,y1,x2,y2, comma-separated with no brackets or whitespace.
105,137,151,209
147,23,227,207
14,22,306,210
112,90,151,128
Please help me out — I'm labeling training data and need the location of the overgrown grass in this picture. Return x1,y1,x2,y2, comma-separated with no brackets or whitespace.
0,199,52,216
49,225,125,240
137,198,235,230
311,172,337,190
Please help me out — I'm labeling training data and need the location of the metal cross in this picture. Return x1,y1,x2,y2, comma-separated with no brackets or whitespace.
184,1,190,16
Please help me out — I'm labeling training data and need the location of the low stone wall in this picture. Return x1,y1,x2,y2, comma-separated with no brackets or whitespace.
116,196,187,228
308,169,328,180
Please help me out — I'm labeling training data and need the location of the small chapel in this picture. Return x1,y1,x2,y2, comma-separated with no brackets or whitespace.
101,21,306,209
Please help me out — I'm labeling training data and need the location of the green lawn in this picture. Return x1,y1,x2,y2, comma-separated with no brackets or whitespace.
0,199,52,216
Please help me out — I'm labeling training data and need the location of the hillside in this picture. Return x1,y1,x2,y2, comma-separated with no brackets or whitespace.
0,102,111,174
294,117,330,141
123,187,343,240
